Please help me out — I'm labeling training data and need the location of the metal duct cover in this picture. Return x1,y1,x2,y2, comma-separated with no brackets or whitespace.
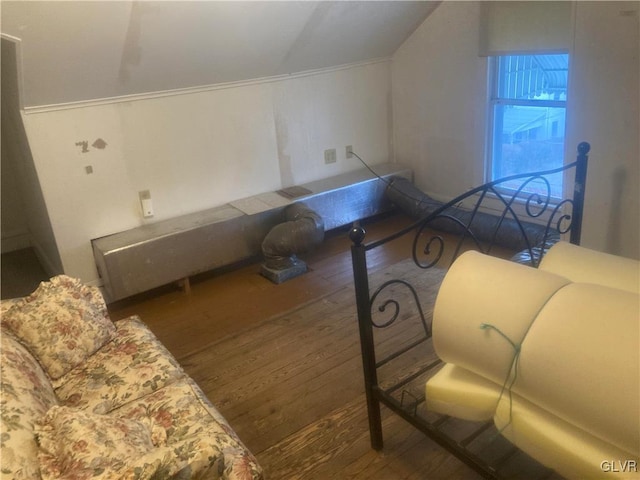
93,163,412,301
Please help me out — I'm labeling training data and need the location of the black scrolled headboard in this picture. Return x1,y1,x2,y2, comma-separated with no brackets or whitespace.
353,141,589,272
349,142,590,478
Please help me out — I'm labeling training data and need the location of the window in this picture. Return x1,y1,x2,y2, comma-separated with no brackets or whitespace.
487,54,569,198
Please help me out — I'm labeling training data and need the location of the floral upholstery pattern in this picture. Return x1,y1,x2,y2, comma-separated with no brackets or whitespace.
113,378,263,480
1,275,262,480
0,327,59,480
53,317,185,414
0,298,20,315
1,276,116,380
35,406,163,480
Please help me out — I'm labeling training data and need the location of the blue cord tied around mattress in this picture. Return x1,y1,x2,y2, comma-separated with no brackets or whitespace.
479,322,522,434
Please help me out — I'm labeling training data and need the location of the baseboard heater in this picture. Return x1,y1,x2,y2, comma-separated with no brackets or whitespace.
92,163,412,302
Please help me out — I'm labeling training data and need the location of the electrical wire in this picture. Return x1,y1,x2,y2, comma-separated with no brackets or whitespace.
350,150,438,205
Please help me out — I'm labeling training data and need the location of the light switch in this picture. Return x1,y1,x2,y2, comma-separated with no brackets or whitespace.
139,190,154,218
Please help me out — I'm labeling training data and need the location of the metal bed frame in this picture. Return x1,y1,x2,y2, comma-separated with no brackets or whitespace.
349,142,590,478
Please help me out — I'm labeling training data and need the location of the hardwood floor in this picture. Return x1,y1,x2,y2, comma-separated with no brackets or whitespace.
108,213,420,361
107,212,518,479
109,211,513,361
174,256,485,480
1,213,517,478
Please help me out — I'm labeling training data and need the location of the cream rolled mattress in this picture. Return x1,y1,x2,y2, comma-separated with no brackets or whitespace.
539,241,640,293
432,250,571,386
427,248,640,479
425,363,502,422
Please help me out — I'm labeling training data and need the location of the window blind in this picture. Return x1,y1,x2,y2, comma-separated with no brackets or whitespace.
479,1,573,56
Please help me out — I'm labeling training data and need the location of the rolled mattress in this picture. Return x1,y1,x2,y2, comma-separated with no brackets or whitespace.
494,394,638,479
430,250,639,466
539,241,639,293
515,282,638,455
432,251,570,386
425,363,502,422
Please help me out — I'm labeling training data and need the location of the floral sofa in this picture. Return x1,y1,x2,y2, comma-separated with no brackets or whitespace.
0,275,263,480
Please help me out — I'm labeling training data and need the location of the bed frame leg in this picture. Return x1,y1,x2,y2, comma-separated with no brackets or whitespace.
351,225,384,450
367,391,384,450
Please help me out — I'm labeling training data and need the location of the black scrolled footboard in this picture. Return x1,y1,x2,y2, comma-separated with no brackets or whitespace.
350,142,590,478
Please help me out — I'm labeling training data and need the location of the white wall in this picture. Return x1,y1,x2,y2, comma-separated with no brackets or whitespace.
392,2,487,199
1,37,62,272
11,0,638,291
21,60,392,285
392,1,639,259
566,1,639,259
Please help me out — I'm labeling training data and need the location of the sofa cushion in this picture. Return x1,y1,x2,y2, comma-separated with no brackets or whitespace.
113,378,263,480
34,406,162,480
2,275,116,380
54,316,185,414
1,327,59,480
0,298,21,315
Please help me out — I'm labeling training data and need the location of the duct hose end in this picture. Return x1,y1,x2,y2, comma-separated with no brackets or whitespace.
260,203,325,283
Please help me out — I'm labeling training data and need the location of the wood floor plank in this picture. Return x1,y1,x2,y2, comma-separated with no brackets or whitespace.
104,213,534,479
173,251,484,475
109,214,416,359
258,396,372,479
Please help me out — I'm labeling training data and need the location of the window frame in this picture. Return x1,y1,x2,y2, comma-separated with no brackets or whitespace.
484,53,570,200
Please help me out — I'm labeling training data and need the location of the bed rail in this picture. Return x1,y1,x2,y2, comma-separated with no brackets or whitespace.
350,142,590,478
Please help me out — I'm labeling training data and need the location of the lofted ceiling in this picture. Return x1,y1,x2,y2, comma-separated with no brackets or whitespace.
1,1,439,109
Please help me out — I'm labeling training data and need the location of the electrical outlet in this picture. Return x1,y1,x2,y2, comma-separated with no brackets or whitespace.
324,148,337,164
346,145,353,159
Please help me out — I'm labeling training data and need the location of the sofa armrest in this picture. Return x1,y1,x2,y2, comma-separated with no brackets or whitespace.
113,378,263,479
